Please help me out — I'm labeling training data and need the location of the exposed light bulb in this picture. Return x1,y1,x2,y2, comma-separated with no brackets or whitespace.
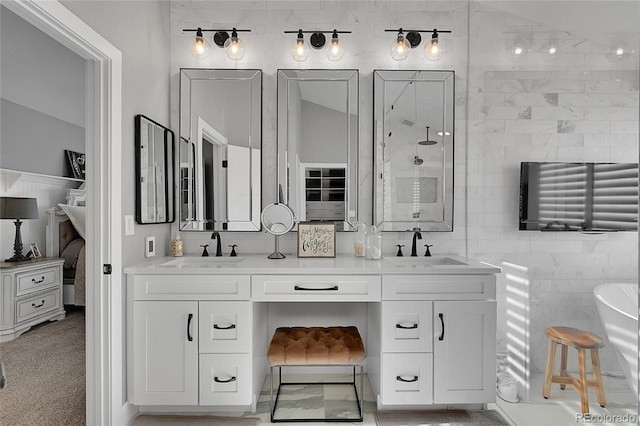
225,29,245,60
390,31,410,61
327,30,344,61
191,28,209,59
616,47,624,56
425,31,440,61
291,30,308,62
548,46,557,55
514,46,523,56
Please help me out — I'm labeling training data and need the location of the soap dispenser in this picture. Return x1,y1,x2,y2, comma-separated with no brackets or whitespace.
170,232,184,257
366,225,382,260
353,221,366,257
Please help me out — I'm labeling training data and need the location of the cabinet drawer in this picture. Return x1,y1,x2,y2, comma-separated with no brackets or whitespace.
199,301,251,353
16,288,61,323
16,267,59,296
381,353,433,405
252,275,381,301
382,275,496,301
133,275,250,300
199,353,252,405
382,301,433,353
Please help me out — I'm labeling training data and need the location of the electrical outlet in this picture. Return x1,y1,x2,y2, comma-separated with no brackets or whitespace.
145,236,156,257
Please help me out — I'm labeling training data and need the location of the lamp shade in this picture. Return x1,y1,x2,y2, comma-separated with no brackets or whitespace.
0,197,39,220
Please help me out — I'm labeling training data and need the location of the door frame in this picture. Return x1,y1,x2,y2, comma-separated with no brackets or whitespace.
3,1,124,424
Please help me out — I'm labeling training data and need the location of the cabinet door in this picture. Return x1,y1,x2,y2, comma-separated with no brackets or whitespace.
132,301,198,405
433,300,496,404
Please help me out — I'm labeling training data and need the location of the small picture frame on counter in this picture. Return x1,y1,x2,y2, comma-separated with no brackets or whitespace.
297,222,336,258
29,243,42,258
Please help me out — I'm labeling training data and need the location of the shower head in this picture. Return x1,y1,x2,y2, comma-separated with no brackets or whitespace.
418,126,437,146
413,155,424,165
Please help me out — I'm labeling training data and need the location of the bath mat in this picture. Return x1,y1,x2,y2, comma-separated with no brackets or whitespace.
375,409,510,426
132,414,261,426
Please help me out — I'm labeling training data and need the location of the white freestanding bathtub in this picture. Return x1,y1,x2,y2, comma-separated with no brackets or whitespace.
593,283,638,399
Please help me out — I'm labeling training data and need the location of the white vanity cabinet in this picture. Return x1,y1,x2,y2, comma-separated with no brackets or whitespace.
128,274,253,407
374,274,497,408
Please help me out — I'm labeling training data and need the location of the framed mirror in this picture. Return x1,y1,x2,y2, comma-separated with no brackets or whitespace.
134,114,175,224
277,69,359,231
179,69,262,231
373,70,454,232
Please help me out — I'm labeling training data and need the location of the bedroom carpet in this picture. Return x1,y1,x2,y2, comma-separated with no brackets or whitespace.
0,308,85,426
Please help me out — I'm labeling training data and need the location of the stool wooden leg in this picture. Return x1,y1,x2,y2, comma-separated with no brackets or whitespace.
560,344,568,390
591,349,607,407
578,348,590,415
542,340,557,399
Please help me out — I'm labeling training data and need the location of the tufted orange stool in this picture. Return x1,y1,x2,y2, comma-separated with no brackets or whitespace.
542,326,606,416
267,326,366,422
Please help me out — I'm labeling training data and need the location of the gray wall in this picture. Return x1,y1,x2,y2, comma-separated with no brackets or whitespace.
0,6,85,176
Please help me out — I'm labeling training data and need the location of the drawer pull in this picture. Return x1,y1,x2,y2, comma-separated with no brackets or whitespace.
32,300,45,308
214,376,237,383
31,276,46,284
396,323,418,330
396,375,419,383
438,313,445,341
294,285,339,291
213,324,236,330
187,313,194,342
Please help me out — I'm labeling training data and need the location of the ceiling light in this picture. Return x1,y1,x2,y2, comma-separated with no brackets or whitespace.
386,28,451,61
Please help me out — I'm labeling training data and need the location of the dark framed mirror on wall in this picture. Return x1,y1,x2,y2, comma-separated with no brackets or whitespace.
135,114,175,224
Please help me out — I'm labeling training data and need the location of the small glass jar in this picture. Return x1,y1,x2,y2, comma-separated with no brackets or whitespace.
366,225,382,260
353,221,366,257
170,233,184,257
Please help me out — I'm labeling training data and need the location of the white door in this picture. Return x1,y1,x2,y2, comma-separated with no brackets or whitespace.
433,300,496,403
132,301,198,405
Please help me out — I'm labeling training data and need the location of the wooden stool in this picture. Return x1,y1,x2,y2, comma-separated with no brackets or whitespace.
267,326,366,423
542,326,606,415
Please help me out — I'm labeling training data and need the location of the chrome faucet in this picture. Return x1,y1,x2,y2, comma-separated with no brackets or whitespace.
211,231,223,257
410,228,422,257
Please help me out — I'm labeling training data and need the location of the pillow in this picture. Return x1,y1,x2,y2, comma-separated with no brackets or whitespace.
61,238,84,269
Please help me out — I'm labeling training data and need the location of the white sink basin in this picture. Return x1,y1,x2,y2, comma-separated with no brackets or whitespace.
160,257,245,268
385,257,468,267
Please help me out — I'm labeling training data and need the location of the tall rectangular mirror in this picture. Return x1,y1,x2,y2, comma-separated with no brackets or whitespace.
135,114,175,224
179,69,262,231
277,69,359,231
373,70,454,232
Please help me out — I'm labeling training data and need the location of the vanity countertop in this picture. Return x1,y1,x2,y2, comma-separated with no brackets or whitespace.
124,254,501,275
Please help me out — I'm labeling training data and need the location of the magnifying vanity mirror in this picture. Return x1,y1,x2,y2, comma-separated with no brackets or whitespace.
373,70,454,231
135,114,175,224
277,69,359,231
261,203,295,259
179,69,262,231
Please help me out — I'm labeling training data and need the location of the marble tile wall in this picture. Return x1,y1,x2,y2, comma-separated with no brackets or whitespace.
168,0,639,399
466,1,639,393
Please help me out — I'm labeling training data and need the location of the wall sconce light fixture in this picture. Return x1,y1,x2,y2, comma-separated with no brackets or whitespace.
386,28,451,61
184,27,250,60
285,29,351,62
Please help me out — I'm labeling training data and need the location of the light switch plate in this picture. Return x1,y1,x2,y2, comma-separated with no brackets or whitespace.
145,236,156,257
124,215,135,236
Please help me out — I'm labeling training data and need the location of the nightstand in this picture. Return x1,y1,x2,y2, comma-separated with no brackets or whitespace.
0,258,66,342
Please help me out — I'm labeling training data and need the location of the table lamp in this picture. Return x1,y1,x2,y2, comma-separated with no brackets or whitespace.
0,197,39,262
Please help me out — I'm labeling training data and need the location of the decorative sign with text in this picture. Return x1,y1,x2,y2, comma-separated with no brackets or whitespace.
297,222,336,258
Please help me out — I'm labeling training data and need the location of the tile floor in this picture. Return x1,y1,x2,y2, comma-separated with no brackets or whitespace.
245,372,637,425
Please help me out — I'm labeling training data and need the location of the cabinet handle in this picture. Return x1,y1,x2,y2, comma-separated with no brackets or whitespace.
213,324,236,330
32,276,45,284
396,375,419,383
214,376,237,383
187,313,193,341
32,300,45,308
396,323,418,330
294,285,339,291
438,313,445,341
